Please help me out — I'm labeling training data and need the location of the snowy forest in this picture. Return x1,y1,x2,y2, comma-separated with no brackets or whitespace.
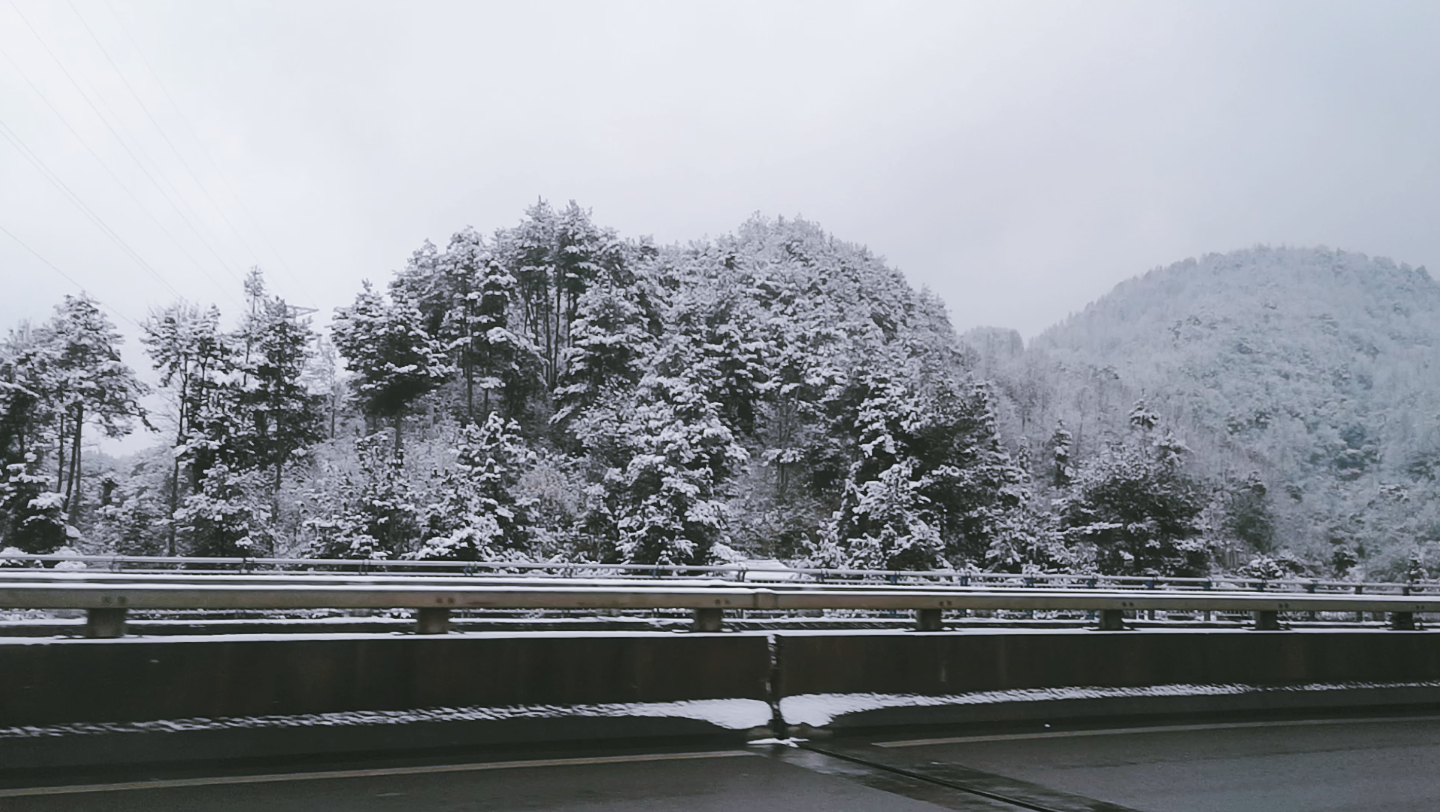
3,203,1437,581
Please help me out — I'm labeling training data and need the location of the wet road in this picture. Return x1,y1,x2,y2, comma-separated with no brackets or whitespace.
7,714,1440,811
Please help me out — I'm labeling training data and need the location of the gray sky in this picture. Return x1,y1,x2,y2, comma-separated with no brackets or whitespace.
3,0,1439,362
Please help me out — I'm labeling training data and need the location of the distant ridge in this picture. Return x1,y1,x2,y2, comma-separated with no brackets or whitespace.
970,246,1440,575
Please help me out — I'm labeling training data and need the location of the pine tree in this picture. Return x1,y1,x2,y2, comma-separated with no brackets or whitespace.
413,413,534,560
176,463,273,557
579,342,748,566
241,297,324,492
1057,408,1211,576
0,455,68,552
1049,420,1074,489
306,433,419,559
494,200,625,393
331,282,452,455
826,374,946,570
141,300,230,554
553,278,655,426
41,295,149,520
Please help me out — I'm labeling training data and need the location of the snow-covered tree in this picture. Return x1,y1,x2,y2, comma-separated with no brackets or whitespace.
1057,408,1211,576
1049,420,1073,489
0,455,68,552
305,433,419,559
413,413,534,560
553,278,655,426
579,343,749,566
239,296,324,491
37,295,149,519
141,300,229,535
331,282,452,454
176,463,273,557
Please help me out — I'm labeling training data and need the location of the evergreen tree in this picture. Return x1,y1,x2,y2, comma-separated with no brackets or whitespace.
1057,404,1211,576
331,282,452,455
140,300,230,554
306,433,419,559
553,278,655,425
176,463,273,557
825,375,945,570
824,372,1034,571
240,297,324,492
494,200,624,393
0,455,68,553
39,295,149,520
413,413,534,560
1049,420,1074,488
579,342,748,566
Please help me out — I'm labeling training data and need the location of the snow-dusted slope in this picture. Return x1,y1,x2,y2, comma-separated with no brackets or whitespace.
1021,247,1440,572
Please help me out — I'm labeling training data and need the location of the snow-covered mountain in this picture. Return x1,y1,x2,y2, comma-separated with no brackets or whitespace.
973,246,1440,575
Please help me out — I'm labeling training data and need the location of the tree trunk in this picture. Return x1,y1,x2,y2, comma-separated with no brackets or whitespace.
55,414,66,494
167,457,180,556
465,348,475,424
66,406,83,519
393,410,403,458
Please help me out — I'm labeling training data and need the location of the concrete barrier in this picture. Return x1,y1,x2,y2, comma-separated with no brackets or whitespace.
6,628,1440,768
0,632,772,727
774,629,1440,730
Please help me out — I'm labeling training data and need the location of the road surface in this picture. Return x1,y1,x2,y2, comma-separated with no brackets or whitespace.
6,713,1440,811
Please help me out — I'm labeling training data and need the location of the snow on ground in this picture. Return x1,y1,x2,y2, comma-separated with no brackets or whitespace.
779,681,1440,727
0,698,775,739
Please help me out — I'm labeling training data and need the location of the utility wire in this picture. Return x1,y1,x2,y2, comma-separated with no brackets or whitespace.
7,0,246,291
0,59,230,306
67,1,276,289
0,221,141,329
0,115,186,302
103,0,321,310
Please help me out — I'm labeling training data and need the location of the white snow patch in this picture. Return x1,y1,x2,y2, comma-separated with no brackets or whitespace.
780,681,1440,727
0,698,774,739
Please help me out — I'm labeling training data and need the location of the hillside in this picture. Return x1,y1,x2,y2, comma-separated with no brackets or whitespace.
9,221,1440,580
972,247,1440,575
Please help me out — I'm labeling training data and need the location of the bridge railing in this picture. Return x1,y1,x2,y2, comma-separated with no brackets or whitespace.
2,575,1437,638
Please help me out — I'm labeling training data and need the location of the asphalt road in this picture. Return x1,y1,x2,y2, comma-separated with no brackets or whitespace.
845,714,1440,812
0,747,1027,812
7,715,1440,811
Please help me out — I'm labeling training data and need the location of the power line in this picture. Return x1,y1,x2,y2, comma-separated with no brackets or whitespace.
0,58,230,305
68,0,278,289
7,0,247,291
0,114,186,302
102,0,321,310
0,221,140,329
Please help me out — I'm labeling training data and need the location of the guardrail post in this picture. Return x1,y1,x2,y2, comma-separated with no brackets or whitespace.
1355,585,1365,623
692,608,724,632
1096,609,1124,631
1203,580,1212,622
1391,612,1417,631
915,609,943,631
416,608,451,634
1306,581,1317,622
1146,579,1157,621
1252,610,1281,631
85,608,127,638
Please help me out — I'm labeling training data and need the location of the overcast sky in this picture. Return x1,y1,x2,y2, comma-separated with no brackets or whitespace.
4,0,1439,365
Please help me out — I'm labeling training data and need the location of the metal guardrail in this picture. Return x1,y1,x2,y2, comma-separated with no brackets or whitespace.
2,576,1437,637
1,553,1428,595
